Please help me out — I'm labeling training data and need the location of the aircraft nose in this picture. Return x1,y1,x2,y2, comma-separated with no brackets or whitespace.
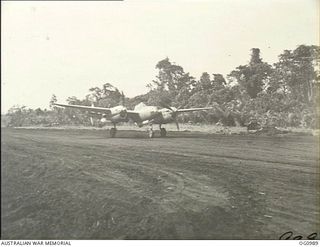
151,111,160,117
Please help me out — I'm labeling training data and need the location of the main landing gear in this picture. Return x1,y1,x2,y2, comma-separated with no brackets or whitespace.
160,125,167,137
110,123,117,138
148,125,154,138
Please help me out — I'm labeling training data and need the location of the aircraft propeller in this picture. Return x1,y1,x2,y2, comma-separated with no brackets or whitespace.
89,101,95,126
120,91,125,106
159,102,181,130
90,117,94,126
174,119,180,130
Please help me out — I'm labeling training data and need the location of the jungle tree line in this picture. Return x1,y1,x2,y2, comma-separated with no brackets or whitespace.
5,45,320,128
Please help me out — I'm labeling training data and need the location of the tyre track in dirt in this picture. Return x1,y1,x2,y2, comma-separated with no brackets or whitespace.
1,128,319,239
52,142,269,238
12,130,319,238
64,132,319,238
65,143,230,205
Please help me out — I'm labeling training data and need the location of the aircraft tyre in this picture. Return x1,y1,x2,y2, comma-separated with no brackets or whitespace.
160,128,167,137
110,128,117,138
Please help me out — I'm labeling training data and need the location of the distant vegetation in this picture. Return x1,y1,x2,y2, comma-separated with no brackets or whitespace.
5,45,320,128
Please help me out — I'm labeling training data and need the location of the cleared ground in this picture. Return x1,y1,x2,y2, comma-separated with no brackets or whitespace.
1,128,319,239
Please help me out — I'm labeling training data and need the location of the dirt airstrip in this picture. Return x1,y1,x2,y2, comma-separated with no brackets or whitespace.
1,128,319,239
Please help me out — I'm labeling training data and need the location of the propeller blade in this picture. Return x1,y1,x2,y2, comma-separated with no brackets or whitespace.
160,103,173,111
120,91,125,106
175,119,180,131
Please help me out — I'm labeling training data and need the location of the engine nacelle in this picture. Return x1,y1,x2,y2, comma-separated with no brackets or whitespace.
159,109,174,123
110,111,128,122
110,106,127,116
101,117,108,123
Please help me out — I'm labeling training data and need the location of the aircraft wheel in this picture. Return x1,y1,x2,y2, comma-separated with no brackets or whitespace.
110,128,117,138
160,128,167,137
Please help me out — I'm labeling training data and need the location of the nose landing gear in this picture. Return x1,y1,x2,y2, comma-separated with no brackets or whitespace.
147,124,167,138
148,125,154,138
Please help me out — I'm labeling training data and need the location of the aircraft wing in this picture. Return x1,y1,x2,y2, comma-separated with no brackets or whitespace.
176,107,213,113
53,103,111,115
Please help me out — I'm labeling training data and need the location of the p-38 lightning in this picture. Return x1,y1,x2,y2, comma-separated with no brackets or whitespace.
53,102,212,138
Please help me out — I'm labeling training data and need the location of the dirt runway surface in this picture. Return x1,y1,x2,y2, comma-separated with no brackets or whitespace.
1,128,319,239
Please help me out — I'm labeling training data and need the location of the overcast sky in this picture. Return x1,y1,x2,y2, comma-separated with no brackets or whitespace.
2,0,319,113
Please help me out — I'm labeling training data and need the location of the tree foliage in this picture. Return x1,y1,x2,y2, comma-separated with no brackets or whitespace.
6,45,319,129
228,48,273,98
